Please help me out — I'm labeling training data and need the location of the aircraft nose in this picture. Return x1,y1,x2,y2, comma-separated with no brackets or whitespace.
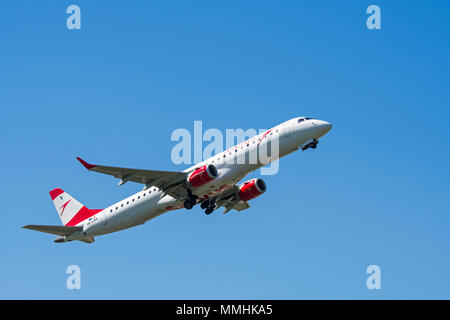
321,121,332,133
313,120,332,137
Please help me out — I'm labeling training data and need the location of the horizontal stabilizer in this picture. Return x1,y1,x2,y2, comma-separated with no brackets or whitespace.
22,225,82,236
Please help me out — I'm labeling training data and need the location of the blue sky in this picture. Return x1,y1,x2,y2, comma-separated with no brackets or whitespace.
1,1,449,299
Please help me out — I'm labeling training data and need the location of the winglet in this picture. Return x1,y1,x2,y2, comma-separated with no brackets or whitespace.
76,157,97,170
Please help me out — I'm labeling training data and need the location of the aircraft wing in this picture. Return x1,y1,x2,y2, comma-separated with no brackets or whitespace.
213,186,251,213
76,157,188,199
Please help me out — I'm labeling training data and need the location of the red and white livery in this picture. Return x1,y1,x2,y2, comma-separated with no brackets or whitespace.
23,117,332,243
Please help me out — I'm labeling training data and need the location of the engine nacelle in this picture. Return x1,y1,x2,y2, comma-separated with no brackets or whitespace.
238,178,267,202
187,164,218,188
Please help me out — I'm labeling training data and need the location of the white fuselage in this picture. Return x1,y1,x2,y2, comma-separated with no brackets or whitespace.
80,117,331,238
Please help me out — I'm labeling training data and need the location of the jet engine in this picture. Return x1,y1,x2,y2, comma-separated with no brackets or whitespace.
238,178,267,201
187,164,218,188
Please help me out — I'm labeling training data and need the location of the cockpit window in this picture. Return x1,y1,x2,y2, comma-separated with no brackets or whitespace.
298,117,315,123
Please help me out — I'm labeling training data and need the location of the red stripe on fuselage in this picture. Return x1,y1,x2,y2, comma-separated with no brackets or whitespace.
257,130,272,147
65,207,103,226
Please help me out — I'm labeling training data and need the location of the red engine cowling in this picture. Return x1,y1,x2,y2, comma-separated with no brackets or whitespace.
238,178,267,202
187,164,218,188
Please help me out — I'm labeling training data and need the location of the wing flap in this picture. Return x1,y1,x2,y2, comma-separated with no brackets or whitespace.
222,200,250,213
232,201,250,212
213,186,251,214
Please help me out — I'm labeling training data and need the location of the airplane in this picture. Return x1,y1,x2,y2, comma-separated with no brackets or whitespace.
23,117,332,243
